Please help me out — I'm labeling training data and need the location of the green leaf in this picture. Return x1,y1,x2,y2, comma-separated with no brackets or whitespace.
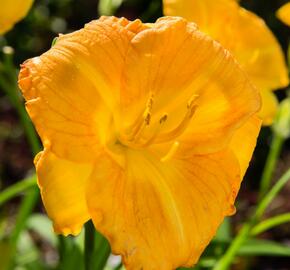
0,175,36,207
58,236,85,270
84,221,111,270
0,240,13,270
251,213,290,236
98,0,123,16
51,37,58,47
256,168,290,220
238,239,290,257
94,232,111,270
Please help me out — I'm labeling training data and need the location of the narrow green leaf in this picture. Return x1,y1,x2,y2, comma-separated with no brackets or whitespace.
256,168,290,220
238,239,290,257
58,236,84,270
251,213,290,236
94,231,111,270
0,240,13,270
0,175,36,207
84,221,111,270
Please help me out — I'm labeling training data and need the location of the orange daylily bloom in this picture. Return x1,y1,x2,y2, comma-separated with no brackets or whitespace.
277,2,290,26
164,0,289,125
19,16,261,269
0,0,34,34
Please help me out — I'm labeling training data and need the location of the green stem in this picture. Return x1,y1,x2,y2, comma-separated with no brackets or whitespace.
255,168,290,219
85,221,96,270
258,132,284,200
0,175,36,207
84,220,111,270
251,213,290,236
213,168,290,270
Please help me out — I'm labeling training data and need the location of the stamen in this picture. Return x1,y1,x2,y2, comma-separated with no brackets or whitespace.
137,113,168,147
120,94,198,149
154,95,199,143
187,94,199,109
126,93,154,141
154,106,197,143
161,141,180,162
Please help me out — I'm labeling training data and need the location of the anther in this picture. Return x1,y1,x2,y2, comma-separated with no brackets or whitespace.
138,113,168,147
159,113,168,124
127,92,155,141
187,94,199,109
144,113,151,125
154,105,197,144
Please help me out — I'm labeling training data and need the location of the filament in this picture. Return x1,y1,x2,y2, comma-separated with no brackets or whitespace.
161,141,180,162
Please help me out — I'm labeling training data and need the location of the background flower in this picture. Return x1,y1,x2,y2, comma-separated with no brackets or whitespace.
277,2,290,26
163,0,289,125
0,0,34,35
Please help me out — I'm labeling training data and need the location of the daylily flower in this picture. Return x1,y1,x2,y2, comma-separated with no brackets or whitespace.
0,0,34,35
163,0,289,125
277,2,290,26
19,16,261,269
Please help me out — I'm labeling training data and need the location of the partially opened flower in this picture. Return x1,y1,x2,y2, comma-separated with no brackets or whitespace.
277,2,290,26
19,16,261,269
164,0,289,125
0,0,34,35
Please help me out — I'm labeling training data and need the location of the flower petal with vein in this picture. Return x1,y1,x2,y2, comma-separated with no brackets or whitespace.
19,16,261,269
163,0,289,125
0,0,34,35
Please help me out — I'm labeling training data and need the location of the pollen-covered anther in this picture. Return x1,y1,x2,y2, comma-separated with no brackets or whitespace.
125,92,155,143
144,112,151,125
159,113,168,124
143,93,154,126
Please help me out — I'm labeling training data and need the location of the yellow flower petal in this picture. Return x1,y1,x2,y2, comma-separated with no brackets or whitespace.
176,80,260,155
18,17,144,162
35,150,92,235
235,8,289,90
277,2,290,26
0,0,34,34
86,149,240,269
18,16,262,269
163,0,289,90
230,115,262,177
258,90,279,126
121,16,260,154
